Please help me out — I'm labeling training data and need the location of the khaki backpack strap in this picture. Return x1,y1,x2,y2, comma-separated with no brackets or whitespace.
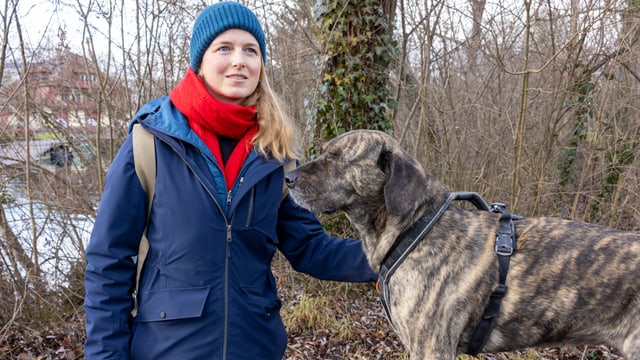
281,159,296,201
131,123,156,317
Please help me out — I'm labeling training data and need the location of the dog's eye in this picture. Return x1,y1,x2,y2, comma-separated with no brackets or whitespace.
326,148,342,160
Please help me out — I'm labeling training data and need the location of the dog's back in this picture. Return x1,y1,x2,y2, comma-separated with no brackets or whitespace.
479,216,640,356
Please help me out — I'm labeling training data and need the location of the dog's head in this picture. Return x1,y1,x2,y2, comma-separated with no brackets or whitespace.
286,130,433,221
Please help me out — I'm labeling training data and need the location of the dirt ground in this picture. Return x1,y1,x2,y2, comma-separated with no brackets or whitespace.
0,281,624,360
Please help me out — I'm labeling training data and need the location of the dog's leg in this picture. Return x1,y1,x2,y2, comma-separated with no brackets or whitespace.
392,305,459,360
409,343,456,360
397,305,466,360
620,321,640,359
411,350,456,360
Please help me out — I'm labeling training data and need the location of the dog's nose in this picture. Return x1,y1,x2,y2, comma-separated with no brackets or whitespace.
284,172,297,189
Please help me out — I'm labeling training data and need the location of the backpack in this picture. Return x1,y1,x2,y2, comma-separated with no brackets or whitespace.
129,123,295,316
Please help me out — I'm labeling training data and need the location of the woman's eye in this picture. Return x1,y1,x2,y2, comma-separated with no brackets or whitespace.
245,47,258,55
217,46,231,52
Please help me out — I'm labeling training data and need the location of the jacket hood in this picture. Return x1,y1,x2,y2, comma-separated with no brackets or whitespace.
129,96,209,155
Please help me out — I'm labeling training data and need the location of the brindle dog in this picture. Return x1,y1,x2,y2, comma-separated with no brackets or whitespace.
285,129,640,360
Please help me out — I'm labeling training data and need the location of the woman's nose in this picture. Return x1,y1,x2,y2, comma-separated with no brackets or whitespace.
231,51,246,68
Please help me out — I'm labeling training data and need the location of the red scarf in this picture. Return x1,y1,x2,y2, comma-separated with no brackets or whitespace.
170,68,258,190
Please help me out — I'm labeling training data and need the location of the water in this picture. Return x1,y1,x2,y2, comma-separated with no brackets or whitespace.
3,188,94,289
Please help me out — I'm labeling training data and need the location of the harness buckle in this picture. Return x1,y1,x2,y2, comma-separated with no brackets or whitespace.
495,232,514,256
489,202,506,213
492,283,507,298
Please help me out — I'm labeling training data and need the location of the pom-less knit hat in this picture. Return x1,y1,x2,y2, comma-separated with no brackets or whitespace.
190,1,267,72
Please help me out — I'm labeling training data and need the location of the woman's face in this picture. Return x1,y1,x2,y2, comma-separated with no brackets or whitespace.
198,29,262,104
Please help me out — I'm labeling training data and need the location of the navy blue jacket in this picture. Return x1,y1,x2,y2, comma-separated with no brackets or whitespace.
84,97,377,359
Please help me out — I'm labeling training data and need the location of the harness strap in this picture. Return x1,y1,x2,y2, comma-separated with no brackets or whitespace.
378,215,435,322
131,123,156,318
467,203,518,355
377,192,490,324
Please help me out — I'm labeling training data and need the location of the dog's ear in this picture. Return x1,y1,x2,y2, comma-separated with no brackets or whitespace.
379,148,428,217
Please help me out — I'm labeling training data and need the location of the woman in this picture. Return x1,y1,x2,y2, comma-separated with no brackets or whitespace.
83,2,376,359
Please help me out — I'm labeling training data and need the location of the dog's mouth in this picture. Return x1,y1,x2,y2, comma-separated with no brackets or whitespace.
321,207,337,215
288,188,339,215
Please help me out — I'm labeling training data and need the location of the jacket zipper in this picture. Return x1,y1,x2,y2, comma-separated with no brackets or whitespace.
245,186,255,227
223,223,232,360
228,176,254,228
161,137,278,360
162,141,233,360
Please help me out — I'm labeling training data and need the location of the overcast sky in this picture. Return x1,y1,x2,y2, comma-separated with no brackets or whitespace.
14,0,125,59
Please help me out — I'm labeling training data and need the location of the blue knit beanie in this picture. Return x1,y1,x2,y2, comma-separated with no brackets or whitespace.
190,1,267,72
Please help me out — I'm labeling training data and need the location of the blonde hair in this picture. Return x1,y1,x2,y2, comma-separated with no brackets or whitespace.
241,67,300,162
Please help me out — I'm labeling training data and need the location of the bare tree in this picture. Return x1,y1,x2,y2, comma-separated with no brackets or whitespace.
0,0,639,357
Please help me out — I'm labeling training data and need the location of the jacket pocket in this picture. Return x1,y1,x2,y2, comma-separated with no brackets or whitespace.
134,286,210,322
240,285,281,319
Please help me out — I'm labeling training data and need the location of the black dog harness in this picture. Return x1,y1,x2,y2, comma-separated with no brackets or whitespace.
376,192,520,356
467,203,519,355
